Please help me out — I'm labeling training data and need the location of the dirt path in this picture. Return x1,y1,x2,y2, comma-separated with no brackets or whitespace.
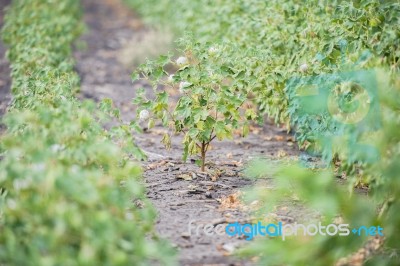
74,0,301,265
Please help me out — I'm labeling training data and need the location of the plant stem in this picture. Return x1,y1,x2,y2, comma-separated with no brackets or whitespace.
201,141,206,172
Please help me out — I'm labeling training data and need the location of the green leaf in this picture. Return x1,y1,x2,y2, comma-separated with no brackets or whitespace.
215,121,226,140
188,128,199,138
148,119,155,129
182,143,189,161
161,133,171,149
130,121,143,133
243,123,250,137
157,91,169,104
245,109,257,120
157,54,170,65
131,72,140,82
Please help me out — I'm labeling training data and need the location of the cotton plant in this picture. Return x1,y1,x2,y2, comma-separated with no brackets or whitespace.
132,42,259,171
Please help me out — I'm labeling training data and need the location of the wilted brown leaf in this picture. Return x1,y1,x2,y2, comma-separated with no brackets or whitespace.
277,150,287,158
219,191,244,211
249,125,261,135
286,136,295,142
146,160,167,170
263,135,273,141
177,173,193,181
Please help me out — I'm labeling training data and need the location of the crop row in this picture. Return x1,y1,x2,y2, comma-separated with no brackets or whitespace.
0,0,174,264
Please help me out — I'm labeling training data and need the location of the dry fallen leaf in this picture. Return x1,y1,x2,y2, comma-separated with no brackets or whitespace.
216,244,230,256
146,160,167,170
274,135,285,141
209,169,222,181
224,213,232,218
335,235,384,266
221,243,236,253
233,139,243,145
249,125,262,135
223,169,237,177
177,173,193,181
219,191,245,211
149,128,168,135
286,136,295,142
187,184,198,190
220,160,243,167
277,150,287,158
301,140,311,150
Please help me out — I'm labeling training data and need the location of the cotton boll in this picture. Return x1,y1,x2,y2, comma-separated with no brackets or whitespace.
208,46,218,55
51,144,64,153
299,63,308,72
176,56,188,66
139,109,150,122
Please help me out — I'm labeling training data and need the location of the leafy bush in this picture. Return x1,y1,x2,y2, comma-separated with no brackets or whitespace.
243,70,400,265
132,40,259,171
0,0,174,264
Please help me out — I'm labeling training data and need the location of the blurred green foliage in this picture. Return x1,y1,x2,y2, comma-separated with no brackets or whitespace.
0,0,175,264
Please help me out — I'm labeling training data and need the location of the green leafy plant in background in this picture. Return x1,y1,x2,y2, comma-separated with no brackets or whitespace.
133,39,259,171
243,70,400,265
0,0,175,264
126,0,399,131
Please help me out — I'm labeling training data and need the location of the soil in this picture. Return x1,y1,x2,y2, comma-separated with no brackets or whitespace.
74,0,307,265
